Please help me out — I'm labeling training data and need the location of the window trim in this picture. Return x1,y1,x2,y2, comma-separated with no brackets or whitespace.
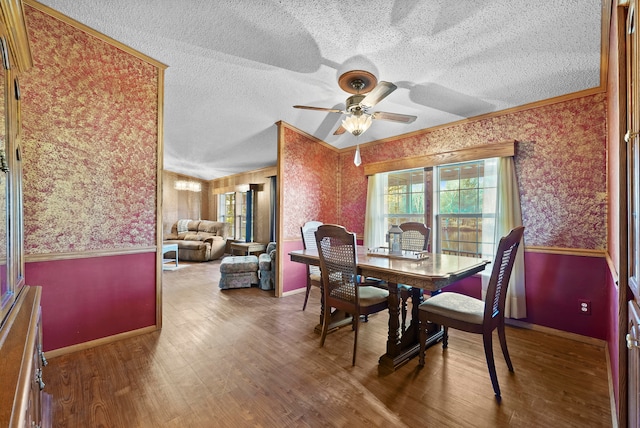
363,140,515,176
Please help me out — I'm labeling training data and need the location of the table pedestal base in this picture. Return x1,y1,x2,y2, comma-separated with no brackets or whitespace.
378,326,443,370
379,284,444,371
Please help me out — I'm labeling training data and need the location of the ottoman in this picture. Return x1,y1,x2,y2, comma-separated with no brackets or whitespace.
219,255,259,289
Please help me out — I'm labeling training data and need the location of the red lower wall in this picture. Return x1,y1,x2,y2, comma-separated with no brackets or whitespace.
26,252,157,352
441,252,610,340
283,240,307,294
522,252,608,340
439,275,481,298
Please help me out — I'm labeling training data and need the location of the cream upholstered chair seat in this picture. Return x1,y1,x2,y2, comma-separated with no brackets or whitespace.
419,292,484,325
309,272,322,287
331,284,388,307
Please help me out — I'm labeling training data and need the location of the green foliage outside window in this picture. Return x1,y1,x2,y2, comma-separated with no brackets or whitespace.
384,169,425,229
438,163,484,214
223,193,235,224
380,160,493,258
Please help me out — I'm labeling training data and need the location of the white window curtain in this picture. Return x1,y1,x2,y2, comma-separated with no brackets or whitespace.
364,173,387,250
481,156,526,319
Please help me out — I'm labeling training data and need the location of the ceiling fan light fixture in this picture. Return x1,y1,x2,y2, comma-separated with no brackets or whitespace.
342,114,372,137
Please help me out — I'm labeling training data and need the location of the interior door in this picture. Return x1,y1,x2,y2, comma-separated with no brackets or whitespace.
629,0,640,300
629,0,640,426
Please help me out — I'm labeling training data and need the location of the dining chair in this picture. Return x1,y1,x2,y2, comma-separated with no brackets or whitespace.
417,226,525,399
399,222,430,253
315,224,389,366
398,222,431,332
300,220,323,311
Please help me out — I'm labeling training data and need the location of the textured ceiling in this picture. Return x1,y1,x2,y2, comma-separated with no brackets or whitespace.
35,0,603,180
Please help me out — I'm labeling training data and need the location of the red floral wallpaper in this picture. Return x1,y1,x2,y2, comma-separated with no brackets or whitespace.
281,126,339,240
21,7,159,253
339,94,607,249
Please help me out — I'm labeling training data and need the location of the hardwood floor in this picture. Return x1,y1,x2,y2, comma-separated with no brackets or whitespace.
45,260,613,427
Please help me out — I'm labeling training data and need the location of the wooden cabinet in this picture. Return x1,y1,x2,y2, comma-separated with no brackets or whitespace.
0,286,49,427
0,0,31,320
0,0,31,321
0,0,47,426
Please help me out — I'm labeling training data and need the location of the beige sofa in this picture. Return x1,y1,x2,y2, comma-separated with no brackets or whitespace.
164,220,230,262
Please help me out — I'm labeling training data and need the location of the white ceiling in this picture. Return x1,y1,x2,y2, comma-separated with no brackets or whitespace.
35,0,604,180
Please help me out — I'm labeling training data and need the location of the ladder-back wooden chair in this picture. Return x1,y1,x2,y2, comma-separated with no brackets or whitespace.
398,222,431,332
300,221,323,311
399,222,430,253
315,224,389,366
418,226,525,399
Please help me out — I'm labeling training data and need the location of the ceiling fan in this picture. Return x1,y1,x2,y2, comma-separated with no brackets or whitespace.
293,70,417,136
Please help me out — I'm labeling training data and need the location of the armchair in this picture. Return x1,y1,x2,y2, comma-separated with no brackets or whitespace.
258,242,276,290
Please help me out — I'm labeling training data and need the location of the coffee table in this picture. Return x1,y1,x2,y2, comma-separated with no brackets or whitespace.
230,242,266,256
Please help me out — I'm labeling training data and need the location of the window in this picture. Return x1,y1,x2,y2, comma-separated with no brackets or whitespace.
237,192,247,240
217,190,254,241
378,159,497,258
384,169,426,230
218,192,235,236
436,160,497,258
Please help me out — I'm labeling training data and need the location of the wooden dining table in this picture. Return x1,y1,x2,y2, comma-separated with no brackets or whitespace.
289,247,490,370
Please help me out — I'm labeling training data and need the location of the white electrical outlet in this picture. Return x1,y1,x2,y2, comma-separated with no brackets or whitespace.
579,299,591,315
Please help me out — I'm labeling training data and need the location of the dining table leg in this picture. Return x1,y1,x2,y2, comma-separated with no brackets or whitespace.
379,284,443,371
387,282,402,355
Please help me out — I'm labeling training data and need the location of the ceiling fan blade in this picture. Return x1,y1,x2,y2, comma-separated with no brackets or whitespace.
293,105,343,113
372,111,417,123
333,124,347,135
360,81,397,108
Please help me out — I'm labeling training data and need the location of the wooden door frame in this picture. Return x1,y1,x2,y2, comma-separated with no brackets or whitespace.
622,0,635,425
